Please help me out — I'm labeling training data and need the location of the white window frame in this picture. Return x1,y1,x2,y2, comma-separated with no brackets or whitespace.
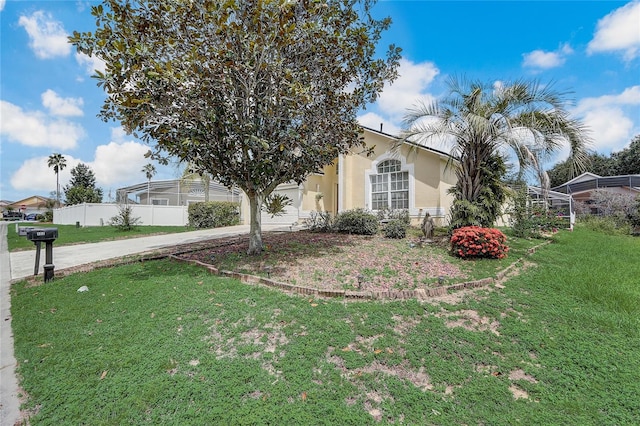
151,198,169,206
365,155,415,213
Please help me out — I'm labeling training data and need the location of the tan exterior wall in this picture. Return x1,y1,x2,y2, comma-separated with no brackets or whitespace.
248,128,458,226
301,163,338,215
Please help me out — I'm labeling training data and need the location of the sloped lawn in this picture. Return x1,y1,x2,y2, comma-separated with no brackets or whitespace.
10,227,640,424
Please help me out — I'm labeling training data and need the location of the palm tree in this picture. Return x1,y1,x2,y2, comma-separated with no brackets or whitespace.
47,153,67,207
142,163,157,205
402,76,590,228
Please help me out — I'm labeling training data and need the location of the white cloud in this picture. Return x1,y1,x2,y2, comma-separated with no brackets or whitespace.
89,140,150,186
75,52,107,76
110,126,130,142
0,0,6,12
357,112,401,135
522,43,573,70
587,1,640,61
10,139,150,193
41,89,84,117
574,86,640,113
10,155,77,192
376,58,439,120
0,100,83,149
573,86,640,152
581,107,634,152
18,11,71,59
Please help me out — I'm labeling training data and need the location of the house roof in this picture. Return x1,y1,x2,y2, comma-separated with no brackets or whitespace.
562,172,602,185
552,173,640,194
117,178,242,196
360,126,455,161
527,186,573,202
7,195,53,208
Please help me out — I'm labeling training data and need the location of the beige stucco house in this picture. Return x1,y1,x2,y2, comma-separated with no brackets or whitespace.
249,126,458,226
111,127,457,226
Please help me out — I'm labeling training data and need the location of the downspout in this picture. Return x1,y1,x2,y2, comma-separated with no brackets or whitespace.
338,154,345,212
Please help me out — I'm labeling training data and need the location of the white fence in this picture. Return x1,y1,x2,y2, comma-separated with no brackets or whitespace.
54,203,190,227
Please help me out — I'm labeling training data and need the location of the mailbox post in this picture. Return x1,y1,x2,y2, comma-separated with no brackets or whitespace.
26,228,58,282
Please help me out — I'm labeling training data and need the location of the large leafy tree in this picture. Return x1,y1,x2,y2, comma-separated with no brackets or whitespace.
547,152,617,188
70,0,400,254
546,134,640,187
613,134,640,175
64,163,103,205
47,153,67,207
403,77,590,228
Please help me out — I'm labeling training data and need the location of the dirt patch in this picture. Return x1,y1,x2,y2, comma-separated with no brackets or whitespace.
205,317,289,378
509,384,529,400
509,369,538,383
391,314,421,337
437,309,501,335
326,347,433,392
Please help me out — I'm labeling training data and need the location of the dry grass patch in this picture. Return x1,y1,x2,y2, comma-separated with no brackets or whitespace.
437,309,502,335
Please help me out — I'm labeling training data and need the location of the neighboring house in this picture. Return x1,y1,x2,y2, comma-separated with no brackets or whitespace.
250,126,458,225
5,196,53,216
552,172,640,203
116,178,243,206
0,200,13,213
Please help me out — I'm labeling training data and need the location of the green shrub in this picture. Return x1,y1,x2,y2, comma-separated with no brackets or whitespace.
333,208,378,235
580,215,631,236
109,204,142,231
188,202,240,229
450,226,509,259
303,211,333,232
376,208,410,225
383,219,407,239
509,186,567,238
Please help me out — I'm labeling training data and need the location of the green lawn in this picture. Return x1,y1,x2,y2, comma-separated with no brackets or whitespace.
6,223,193,252
10,227,640,424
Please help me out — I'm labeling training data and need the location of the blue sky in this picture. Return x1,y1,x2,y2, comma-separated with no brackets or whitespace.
1,1,639,203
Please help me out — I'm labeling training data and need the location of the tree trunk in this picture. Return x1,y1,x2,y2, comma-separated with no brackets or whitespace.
247,191,264,255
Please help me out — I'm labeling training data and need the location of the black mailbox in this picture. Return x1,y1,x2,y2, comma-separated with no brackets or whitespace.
27,228,58,242
26,227,58,282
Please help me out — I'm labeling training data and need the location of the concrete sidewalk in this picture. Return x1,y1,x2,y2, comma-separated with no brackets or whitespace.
1,222,20,426
0,222,293,425
9,224,293,280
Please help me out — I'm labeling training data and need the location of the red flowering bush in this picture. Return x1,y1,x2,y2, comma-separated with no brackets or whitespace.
450,226,509,259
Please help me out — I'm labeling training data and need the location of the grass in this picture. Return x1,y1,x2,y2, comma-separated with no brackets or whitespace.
6,223,194,252
10,226,640,424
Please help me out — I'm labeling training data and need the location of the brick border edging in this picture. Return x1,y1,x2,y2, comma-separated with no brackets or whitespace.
166,239,552,301
28,239,551,300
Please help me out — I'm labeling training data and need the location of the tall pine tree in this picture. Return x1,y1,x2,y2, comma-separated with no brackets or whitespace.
64,163,103,205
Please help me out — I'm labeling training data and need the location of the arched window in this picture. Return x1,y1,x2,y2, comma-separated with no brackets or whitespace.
370,159,409,210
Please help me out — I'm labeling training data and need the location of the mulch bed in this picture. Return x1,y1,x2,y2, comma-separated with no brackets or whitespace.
174,231,466,293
